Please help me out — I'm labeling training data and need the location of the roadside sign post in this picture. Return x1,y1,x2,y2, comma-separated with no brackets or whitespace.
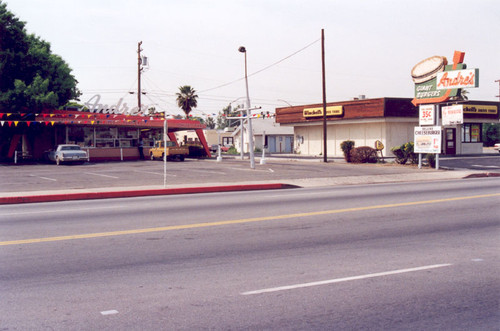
411,51,479,170
163,114,168,188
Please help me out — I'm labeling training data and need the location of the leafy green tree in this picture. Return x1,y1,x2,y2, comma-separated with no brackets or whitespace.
205,116,215,129
176,85,198,119
0,1,80,112
482,123,499,147
216,103,242,130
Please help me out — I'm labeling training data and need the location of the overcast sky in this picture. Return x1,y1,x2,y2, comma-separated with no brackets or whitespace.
6,0,500,117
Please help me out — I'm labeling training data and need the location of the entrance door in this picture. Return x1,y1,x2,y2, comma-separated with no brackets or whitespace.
445,128,456,155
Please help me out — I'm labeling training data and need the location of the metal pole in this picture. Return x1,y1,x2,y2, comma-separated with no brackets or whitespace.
436,104,440,170
163,116,167,188
260,130,266,165
138,41,142,112
243,51,255,169
240,116,244,160
321,29,327,163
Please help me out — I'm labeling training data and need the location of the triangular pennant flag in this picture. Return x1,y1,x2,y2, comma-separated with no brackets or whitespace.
14,121,19,126
50,121,55,126
0,121,4,126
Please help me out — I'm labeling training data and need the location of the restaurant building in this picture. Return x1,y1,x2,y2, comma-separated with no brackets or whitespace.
275,97,499,157
0,109,211,162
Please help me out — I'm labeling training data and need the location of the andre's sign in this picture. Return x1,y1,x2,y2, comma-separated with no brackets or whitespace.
410,51,479,106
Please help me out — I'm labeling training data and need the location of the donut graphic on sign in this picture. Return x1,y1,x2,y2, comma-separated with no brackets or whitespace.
411,51,478,106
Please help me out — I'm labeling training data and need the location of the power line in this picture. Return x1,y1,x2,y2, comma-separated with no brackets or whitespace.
198,38,320,94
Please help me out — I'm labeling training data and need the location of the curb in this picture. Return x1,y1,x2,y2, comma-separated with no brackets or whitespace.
0,183,298,205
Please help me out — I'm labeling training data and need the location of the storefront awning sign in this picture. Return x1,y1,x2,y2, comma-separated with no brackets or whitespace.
303,106,343,118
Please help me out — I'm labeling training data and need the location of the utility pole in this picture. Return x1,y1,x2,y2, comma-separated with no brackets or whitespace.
137,41,143,112
495,79,500,101
321,29,327,163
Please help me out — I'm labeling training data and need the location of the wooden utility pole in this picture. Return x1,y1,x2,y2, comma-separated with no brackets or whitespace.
137,41,143,112
321,29,327,162
495,79,500,101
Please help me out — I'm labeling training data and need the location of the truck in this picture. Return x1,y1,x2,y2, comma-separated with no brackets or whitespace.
149,140,189,161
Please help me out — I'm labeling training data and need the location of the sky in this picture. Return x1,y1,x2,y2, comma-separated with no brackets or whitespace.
5,0,500,118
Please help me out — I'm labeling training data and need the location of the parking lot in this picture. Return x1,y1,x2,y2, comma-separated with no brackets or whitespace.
0,157,440,193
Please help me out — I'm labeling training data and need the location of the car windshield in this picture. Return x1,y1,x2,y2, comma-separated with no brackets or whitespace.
61,146,81,151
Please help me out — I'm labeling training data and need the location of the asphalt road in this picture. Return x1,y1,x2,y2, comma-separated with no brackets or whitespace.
1,177,499,330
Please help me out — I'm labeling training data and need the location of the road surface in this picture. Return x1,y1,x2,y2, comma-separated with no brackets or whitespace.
1,177,499,330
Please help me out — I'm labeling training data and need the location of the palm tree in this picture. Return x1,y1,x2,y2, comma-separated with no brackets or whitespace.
176,85,198,119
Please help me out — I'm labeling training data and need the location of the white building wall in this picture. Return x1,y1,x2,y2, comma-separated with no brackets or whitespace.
294,119,417,157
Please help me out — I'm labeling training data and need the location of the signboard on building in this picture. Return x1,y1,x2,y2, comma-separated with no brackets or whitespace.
410,51,479,106
436,69,479,90
303,106,343,118
419,104,435,125
414,126,442,154
442,105,464,125
463,104,498,114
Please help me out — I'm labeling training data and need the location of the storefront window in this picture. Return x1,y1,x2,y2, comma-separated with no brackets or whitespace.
95,127,116,148
83,127,94,147
67,126,85,146
462,124,482,143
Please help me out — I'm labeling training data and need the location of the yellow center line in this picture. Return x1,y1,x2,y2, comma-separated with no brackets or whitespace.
1,193,499,246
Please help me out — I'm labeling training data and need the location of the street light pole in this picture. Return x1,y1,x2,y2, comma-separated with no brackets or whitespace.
239,46,255,169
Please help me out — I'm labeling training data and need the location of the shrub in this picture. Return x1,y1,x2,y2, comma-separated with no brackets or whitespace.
227,146,238,155
350,146,378,163
391,142,417,164
391,145,407,164
340,140,355,162
402,142,418,164
425,153,436,168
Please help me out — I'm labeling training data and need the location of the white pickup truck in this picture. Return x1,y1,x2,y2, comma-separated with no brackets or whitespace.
47,144,88,165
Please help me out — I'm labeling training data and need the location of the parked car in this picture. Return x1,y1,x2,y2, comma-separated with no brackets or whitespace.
47,144,88,165
210,144,219,154
494,143,500,153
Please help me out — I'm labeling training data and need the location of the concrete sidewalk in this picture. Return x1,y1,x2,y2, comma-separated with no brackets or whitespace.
1,165,496,205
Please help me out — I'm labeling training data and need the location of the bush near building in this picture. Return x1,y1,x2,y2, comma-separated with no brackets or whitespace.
391,142,417,165
349,146,378,163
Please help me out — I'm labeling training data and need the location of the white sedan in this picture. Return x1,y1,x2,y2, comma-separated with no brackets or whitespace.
47,144,88,165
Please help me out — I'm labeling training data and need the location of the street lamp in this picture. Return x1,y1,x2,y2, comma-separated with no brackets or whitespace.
239,46,255,169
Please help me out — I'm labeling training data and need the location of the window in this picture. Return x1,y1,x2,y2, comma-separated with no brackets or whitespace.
462,124,481,143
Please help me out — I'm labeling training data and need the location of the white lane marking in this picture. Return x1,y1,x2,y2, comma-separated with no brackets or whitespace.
472,258,484,262
471,165,500,169
29,174,57,181
241,264,452,295
84,172,119,179
134,170,177,177
100,310,119,315
269,168,274,173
